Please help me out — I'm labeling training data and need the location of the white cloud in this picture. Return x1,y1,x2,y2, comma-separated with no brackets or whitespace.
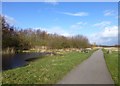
93,21,111,28
89,34,112,45
47,26,70,36
71,22,87,29
101,26,118,37
89,25,118,45
61,12,88,16
44,0,58,5
76,22,87,25
34,26,70,37
4,15,16,25
104,10,116,16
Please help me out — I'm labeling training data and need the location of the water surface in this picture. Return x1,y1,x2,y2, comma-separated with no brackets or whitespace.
2,52,45,70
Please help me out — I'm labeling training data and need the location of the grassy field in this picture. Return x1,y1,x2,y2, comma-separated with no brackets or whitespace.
103,50,118,85
2,50,94,84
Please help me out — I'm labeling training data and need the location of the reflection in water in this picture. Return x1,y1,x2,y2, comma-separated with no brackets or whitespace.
2,52,44,70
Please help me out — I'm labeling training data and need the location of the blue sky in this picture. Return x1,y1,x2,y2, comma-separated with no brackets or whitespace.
2,2,118,45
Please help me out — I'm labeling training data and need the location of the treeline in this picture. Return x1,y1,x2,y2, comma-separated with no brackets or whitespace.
1,16,90,51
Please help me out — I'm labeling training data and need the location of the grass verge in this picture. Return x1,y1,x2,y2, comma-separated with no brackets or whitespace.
2,50,94,84
103,49,118,85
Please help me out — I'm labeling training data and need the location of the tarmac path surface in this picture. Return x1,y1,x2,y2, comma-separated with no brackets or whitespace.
58,49,114,84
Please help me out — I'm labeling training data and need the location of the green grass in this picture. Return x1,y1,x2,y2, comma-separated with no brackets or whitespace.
103,50,118,85
2,50,94,84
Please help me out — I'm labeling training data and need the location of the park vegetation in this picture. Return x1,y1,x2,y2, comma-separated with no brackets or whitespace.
103,49,118,86
1,15,90,53
2,51,94,84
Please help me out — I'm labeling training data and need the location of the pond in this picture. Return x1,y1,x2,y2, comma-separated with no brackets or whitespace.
2,52,48,71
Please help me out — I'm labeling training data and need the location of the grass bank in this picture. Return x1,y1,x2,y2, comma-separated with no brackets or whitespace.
103,49,118,85
2,50,94,84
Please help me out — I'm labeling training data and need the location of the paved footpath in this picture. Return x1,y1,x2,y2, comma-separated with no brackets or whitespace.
58,49,114,84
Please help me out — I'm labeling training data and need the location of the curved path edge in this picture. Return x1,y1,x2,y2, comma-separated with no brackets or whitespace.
57,49,114,84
